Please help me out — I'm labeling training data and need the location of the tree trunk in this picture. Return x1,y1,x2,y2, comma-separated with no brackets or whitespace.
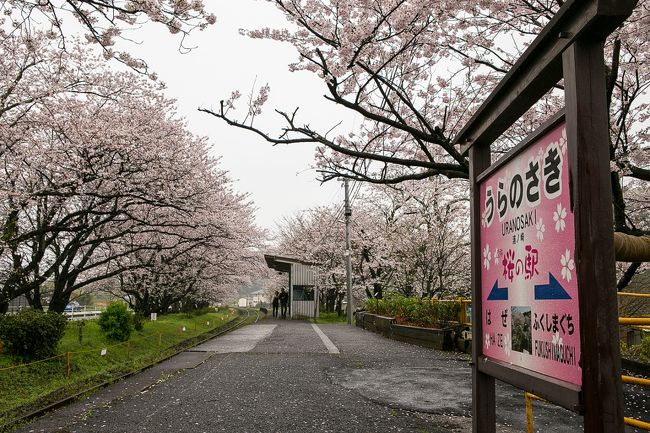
47,280,72,313
335,292,344,316
26,284,44,310
47,295,70,313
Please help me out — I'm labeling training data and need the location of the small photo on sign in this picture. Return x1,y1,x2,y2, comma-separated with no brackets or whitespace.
511,306,532,354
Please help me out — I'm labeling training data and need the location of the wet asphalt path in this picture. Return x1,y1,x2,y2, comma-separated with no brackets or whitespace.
16,318,647,432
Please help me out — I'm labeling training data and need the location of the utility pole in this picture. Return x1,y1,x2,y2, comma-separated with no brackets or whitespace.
343,179,353,325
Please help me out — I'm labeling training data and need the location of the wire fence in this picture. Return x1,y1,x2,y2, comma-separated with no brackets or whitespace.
0,311,238,423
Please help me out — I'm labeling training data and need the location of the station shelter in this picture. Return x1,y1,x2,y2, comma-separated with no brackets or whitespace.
264,254,319,319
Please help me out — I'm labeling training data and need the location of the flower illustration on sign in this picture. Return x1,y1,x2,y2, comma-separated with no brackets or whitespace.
560,249,575,282
552,331,563,348
485,333,491,350
553,203,567,232
483,244,491,270
552,332,564,363
536,218,545,241
504,333,511,357
494,247,500,265
558,128,567,155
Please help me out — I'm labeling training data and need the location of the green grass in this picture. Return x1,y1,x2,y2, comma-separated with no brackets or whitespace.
312,311,349,324
0,309,239,425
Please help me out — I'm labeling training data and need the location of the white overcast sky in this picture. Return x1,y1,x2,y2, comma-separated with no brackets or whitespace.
120,0,354,233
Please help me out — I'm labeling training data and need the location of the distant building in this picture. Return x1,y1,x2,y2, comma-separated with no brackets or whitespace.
8,295,29,313
247,289,269,307
237,298,247,308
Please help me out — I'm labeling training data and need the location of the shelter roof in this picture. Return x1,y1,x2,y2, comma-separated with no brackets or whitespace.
264,254,318,272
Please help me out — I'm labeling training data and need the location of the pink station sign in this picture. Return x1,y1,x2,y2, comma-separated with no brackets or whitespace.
479,121,581,386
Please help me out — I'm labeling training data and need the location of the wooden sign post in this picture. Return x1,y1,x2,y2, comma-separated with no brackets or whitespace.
454,1,637,432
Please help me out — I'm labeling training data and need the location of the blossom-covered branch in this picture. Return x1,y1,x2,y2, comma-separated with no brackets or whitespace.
2,0,216,73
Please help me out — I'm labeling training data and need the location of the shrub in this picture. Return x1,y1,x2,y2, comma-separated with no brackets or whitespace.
432,301,462,327
365,293,463,328
640,335,650,362
98,302,133,341
0,309,67,360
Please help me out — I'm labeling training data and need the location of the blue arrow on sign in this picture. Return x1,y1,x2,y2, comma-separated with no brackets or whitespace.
487,280,508,301
534,273,571,300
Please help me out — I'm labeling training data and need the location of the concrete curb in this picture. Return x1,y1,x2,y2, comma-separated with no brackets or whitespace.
355,312,461,351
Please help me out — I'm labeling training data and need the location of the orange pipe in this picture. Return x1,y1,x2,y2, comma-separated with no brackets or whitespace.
622,375,650,387
619,317,650,326
624,417,650,430
618,292,650,298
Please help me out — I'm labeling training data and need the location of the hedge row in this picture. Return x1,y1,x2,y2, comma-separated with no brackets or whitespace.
365,294,462,328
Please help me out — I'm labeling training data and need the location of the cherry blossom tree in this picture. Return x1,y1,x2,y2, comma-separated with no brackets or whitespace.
274,177,471,308
115,189,264,315
204,0,649,287
347,177,470,299
204,1,649,236
0,34,265,312
384,178,470,298
0,32,136,311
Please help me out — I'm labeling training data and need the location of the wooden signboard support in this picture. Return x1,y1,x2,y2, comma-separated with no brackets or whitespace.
454,1,637,432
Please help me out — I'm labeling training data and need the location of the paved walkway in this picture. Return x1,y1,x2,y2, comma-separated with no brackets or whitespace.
16,318,644,432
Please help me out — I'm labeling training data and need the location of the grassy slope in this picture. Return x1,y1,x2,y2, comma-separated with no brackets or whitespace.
0,310,237,424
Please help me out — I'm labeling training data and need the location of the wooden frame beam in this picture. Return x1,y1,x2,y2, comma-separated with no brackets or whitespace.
460,1,636,432
563,40,624,432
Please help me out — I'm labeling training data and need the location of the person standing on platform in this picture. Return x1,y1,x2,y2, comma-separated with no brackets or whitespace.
272,291,279,318
279,288,289,319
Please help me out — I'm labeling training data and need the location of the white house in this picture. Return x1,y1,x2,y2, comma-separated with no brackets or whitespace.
247,289,269,307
